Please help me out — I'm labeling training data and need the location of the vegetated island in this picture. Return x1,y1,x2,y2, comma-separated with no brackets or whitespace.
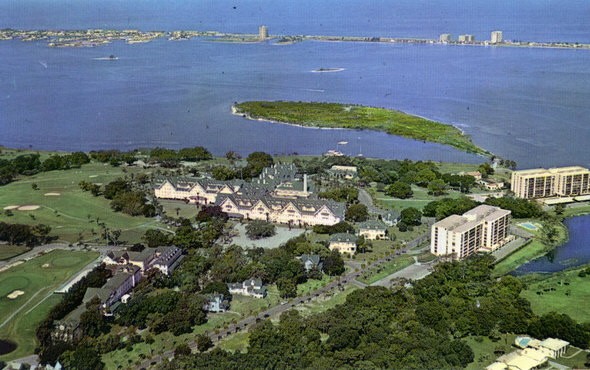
233,101,489,156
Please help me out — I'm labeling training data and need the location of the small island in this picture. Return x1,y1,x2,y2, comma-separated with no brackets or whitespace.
233,101,489,155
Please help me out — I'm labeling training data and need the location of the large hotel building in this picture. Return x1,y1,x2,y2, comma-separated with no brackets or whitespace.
431,205,511,260
510,166,590,199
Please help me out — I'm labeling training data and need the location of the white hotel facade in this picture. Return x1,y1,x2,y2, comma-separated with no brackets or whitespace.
431,205,511,259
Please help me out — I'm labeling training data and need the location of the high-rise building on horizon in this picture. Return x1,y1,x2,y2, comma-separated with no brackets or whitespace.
458,34,475,43
439,33,452,43
258,25,268,40
491,30,503,44
510,166,590,199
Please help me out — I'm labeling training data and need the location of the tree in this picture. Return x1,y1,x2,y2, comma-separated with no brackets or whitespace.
175,343,192,357
400,207,422,226
196,334,213,352
345,204,369,222
211,165,237,181
142,229,171,248
427,179,448,196
277,277,297,298
225,150,241,162
385,181,413,199
59,347,104,370
245,152,274,178
323,250,345,276
246,220,276,240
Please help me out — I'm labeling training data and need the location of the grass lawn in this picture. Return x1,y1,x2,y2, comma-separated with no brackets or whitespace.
0,245,30,260
0,163,159,244
297,274,333,296
217,331,250,354
295,285,358,317
159,199,199,220
234,101,488,155
552,346,588,368
357,255,415,285
373,185,465,212
520,266,590,323
463,334,516,370
0,250,99,361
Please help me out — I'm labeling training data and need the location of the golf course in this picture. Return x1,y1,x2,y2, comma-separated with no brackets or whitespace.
0,249,98,360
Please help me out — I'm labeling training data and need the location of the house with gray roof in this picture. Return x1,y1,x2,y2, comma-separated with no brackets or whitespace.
228,278,267,298
358,220,388,240
203,294,230,313
329,233,358,255
298,254,323,272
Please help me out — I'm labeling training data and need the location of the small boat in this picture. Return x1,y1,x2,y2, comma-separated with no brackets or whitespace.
337,141,348,145
324,150,344,157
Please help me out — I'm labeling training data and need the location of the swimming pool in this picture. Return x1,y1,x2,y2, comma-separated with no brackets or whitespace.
520,222,539,231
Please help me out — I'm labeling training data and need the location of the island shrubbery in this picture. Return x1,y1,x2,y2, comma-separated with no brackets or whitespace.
234,101,489,155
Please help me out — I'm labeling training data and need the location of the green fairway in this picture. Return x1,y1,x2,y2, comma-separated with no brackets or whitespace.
0,245,30,261
234,101,489,155
0,249,99,360
520,267,590,323
357,255,415,285
0,162,159,244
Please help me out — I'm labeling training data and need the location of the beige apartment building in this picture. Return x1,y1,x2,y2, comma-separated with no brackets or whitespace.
431,205,511,259
511,166,590,199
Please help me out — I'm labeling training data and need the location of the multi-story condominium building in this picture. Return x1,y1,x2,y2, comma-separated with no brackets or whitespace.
511,166,590,199
458,34,475,43
439,33,452,43
491,30,503,43
258,25,268,40
431,205,511,259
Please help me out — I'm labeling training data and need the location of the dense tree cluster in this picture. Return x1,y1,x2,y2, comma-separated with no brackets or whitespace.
162,255,590,370
312,221,355,235
0,222,53,246
0,152,90,185
103,178,155,217
345,203,369,222
484,196,545,218
318,186,359,203
423,197,480,220
245,220,276,240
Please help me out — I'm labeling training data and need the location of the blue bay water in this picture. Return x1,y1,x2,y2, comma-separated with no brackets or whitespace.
0,0,589,168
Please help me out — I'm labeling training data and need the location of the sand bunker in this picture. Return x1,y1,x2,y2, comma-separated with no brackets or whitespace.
17,205,40,211
7,290,24,299
3,205,19,210
44,192,60,196
42,263,50,268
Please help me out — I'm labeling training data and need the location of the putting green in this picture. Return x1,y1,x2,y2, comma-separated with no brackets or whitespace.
51,255,85,268
0,276,30,297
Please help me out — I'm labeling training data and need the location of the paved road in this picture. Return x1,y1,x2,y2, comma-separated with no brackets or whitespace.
370,260,434,287
358,188,385,215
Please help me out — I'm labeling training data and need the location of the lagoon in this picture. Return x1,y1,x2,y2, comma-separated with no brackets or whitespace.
514,215,590,275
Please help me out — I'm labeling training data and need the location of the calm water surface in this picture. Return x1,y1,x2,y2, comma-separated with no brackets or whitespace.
0,1,590,167
513,215,590,275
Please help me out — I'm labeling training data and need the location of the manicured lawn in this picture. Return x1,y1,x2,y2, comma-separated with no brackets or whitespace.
552,346,588,368
297,274,333,296
217,331,250,354
159,199,199,220
357,255,415,285
234,101,488,155
463,334,516,370
520,267,590,323
0,163,159,244
0,245,30,261
373,185,465,212
295,285,358,317
0,250,99,361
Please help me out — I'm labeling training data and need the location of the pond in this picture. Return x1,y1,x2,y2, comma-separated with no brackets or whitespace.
513,214,590,275
0,339,17,356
